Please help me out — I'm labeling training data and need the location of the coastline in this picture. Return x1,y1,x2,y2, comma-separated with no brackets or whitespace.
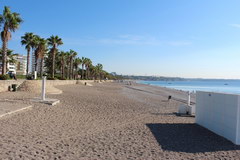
131,81,196,104
136,79,240,95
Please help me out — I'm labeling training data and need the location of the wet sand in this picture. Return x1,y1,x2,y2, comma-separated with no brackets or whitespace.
0,82,239,159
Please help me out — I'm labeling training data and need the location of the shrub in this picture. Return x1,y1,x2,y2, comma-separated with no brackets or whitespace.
26,74,33,80
16,75,27,79
0,75,10,80
47,77,56,80
58,77,66,80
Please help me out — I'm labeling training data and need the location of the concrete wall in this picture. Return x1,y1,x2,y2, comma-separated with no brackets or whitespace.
46,80,77,86
0,80,113,93
0,80,25,92
196,91,240,145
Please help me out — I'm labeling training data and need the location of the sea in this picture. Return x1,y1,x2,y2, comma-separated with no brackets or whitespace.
138,79,240,94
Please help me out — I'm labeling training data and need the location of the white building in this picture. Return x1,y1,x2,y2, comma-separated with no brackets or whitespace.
32,54,43,73
0,62,16,75
7,63,16,74
15,54,27,75
0,54,27,75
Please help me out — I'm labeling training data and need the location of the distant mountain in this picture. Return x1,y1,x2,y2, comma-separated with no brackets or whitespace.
121,75,240,81
122,75,185,81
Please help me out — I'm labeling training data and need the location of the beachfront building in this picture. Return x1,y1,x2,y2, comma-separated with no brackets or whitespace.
32,58,41,73
0,54,27,75
7,63,16,74
15,54,27,75
0,62,17,75
31,53,35,73
32,54,44,74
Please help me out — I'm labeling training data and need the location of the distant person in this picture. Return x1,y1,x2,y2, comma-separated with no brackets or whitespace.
8,71,13,79
168,95,172,101
13,73,17,80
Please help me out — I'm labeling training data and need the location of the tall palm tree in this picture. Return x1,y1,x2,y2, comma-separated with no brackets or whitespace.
65,51,71,79
21,32,34,75
89,64,96,79
47,35,63,79
58,51,67,79
35,37,47,77
85,58,92,80
31,35,41,74
0,6,23,75
96,63,103,80
69,50,77,79
73,57,82,79
81,57,87,79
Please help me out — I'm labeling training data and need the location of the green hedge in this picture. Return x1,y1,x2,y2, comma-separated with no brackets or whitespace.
0,75,10,80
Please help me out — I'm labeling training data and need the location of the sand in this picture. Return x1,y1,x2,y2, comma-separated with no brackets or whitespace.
0,82,239,159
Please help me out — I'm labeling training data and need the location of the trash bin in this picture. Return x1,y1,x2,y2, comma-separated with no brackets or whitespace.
12,84,17,92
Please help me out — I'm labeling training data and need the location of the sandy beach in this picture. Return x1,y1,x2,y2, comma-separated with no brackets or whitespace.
0,82,239,159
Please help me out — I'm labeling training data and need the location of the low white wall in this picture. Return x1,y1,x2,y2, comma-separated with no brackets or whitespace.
196,91,240,145
0,80,113,92
46,80,77,86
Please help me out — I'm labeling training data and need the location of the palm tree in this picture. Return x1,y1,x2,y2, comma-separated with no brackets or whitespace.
73,57,82,79
68,50,77,79
85,58,92,80
88,63,95,80
35,37,47,77
21,32,34,75
31,35,41,74
81,57,87,79
0,6,23,75
65,51,71,79
96,63,103,80
58,51,67,79
47,35,63,79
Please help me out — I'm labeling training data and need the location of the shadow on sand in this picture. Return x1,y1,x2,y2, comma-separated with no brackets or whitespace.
146,123,240,153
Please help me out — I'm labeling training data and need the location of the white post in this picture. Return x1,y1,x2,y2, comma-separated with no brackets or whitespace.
188,91,191,106
34,71,37,80
41,76,46,101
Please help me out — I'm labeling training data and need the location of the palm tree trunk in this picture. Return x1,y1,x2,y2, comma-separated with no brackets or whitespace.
71,64,74,79
40,58,44,77
35,55,38,73
70,59,73,79
85,66,88,79
81,64,84,79
62,60,65,79
61,60,64,79
51,49,55,79
1,38,7,75
87,67,89,79
26,48,30,75
68,62,71,79
66,62,69,79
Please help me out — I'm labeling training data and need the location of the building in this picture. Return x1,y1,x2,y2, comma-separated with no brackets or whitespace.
7,63,16,74
15,54,27,75
0,54,27,75
0,62,17,75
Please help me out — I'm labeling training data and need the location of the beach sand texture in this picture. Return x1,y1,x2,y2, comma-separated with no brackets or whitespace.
0,82,239,159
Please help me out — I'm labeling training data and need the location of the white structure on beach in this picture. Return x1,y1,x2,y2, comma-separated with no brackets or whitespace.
196,91,240,145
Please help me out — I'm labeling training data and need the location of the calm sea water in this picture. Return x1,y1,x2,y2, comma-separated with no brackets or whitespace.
138,80,240,94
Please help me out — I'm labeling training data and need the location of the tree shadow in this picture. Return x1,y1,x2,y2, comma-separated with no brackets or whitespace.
146,123,240,153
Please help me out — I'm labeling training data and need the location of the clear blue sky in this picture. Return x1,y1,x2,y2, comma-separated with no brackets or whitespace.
1,0,240,79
